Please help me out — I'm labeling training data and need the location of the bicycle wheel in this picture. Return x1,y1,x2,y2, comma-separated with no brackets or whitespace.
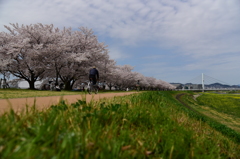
87,87,91,94
87,82,93,94
94,86,98,94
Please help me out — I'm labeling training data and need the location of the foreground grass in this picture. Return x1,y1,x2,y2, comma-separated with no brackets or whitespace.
0,91,240,158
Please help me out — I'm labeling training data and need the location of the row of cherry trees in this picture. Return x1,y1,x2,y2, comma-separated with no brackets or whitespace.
0,23,175,90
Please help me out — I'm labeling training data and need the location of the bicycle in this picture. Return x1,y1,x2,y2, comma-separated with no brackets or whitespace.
136,84,140,92
87,81,98,94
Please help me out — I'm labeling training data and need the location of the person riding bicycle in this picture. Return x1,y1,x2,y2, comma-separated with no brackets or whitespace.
89,66,99,85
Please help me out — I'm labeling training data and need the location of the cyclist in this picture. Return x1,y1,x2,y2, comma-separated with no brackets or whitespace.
89,66,99,85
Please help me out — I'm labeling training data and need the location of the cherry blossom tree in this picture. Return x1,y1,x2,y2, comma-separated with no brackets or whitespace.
0,24,110,90
135,72,148,90
109,65,136,90
124,65,138,87
102,64,175,91
0,32,12,81
0,23,175,90
0,23,61,89
55,27,109,90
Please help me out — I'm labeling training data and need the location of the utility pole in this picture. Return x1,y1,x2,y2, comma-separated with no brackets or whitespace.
202,73,205,92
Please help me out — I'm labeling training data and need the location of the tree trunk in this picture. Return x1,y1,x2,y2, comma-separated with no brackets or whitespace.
55,72,59,84
64,81,72,90
107,83,113,90
28,80,36,90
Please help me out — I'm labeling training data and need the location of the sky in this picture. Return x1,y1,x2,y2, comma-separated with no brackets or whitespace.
1,0,240,85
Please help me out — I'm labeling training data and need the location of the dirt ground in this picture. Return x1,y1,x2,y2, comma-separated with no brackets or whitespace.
0,92,138,114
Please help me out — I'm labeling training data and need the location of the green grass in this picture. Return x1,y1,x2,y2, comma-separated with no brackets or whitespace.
0,89,131,99
178,91,240,138
228,90,240,94
0,89,83,99
0,91,240,158
197,93,240,117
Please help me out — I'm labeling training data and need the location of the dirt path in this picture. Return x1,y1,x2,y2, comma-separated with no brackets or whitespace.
175,93,199,114
0,92,138,114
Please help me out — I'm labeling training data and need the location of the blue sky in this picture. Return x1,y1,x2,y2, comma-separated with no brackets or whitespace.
1,0,240,85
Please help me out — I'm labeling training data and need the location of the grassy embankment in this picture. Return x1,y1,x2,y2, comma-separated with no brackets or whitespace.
179,92,240,134
0,90,240,158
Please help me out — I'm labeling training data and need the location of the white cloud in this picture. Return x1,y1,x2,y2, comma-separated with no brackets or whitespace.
108,47,130,60
2,0,239,53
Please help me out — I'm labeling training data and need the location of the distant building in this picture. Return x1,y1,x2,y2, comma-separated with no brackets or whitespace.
170,83,183,89
184,84,202,89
